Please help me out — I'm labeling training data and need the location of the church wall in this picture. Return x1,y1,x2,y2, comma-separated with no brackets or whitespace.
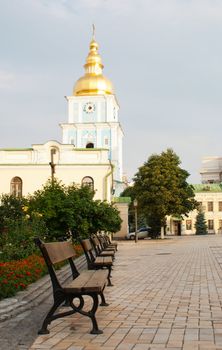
0,166,52,196
0,163,112,201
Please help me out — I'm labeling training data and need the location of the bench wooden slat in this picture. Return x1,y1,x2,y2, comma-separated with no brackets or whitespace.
99,251,115,257
95,256,112,265
64,270,108,293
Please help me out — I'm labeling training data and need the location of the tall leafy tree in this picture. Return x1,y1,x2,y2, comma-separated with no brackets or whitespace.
133,149,197,237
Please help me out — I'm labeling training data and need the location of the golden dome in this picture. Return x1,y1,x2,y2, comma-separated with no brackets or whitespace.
73,32,114,96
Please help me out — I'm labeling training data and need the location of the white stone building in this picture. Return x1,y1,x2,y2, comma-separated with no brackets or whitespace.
165,156,222,236
166,184,222,236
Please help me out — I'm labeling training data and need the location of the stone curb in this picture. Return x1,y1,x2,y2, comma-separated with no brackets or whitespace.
0,255,87,323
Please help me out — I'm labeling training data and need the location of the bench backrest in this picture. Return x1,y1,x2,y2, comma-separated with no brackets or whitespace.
90,235,102,255
81,238,96,266
34,238,79,293
97,235,107,249
43,241,76,265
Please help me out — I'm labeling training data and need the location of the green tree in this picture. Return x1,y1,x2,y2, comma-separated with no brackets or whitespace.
28,179,68,240
133,149,197,238
88,201,122,235
28,179,96,241
28,179,122,241
195,210,208,235
64,182,96,240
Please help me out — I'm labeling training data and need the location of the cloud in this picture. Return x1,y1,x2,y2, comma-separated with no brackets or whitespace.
59,0,222,21
0,71,15,89
1,0,222,184
37,0,75,19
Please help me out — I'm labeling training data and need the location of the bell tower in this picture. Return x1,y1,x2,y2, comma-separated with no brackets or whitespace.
60,28,124,191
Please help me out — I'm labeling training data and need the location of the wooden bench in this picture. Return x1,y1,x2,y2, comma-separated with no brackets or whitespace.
97,234,118,252
81,238,113,286
34,238,109,335
90,235,115,259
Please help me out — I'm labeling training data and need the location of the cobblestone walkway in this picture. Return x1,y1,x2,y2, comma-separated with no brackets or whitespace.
30,235,222,350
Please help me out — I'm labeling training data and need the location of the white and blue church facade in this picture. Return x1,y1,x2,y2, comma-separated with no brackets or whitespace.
0,33,128,236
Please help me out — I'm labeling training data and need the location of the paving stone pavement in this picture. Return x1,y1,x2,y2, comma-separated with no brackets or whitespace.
27,235,222,350
0,255,87,350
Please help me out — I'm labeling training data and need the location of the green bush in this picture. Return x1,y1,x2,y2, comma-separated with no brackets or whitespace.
0,179,122,262
0,217,45,262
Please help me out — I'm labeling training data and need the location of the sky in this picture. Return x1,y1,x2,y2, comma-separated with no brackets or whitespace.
1,0,222,184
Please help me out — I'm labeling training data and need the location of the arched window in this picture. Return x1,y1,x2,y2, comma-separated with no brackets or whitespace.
10,177,22,197
82,176,94,191
86,142,94,148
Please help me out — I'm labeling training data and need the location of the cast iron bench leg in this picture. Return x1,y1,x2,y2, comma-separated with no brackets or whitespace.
99,291,109,306
107,266,113,286
38,296,65,334
80,293,103,334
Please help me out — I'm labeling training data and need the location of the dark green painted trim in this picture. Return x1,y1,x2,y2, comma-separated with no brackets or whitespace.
113,196,131,203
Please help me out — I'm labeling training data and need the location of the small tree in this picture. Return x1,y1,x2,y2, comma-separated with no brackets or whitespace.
195,210,208,235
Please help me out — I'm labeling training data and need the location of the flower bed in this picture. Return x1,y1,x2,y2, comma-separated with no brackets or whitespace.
0,255,47,300
0,244,83,300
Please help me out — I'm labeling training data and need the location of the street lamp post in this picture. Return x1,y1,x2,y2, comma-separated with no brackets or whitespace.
133,199,138,243
49,149,56,183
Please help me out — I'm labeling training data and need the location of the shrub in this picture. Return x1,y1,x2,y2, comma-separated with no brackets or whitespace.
0,215,46,262
0,194,26,234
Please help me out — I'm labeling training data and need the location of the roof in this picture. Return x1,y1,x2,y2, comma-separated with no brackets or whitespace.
193,184,222,193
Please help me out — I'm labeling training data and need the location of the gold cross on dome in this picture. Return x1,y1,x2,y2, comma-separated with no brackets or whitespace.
92,24,96,40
